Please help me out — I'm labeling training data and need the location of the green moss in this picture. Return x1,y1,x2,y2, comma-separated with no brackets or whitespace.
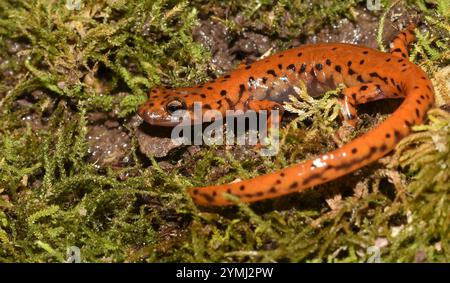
0,0,449,262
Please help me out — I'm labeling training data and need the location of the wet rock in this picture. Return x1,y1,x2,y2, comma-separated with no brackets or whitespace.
136,123,181,158
86,124,132,167
230,32,272,60
306,8,380,48
193,20,234,73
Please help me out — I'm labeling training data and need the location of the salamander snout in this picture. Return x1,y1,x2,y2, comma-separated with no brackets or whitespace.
138,88,191,127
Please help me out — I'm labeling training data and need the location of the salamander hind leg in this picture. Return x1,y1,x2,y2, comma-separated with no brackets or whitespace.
338,83,403,127
246,100,284,151
247,100,284,131
390,24,416,59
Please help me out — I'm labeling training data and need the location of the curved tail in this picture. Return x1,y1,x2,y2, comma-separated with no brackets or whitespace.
188,25,435,206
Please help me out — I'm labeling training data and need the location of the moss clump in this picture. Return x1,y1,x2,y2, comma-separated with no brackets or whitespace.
1,0,449,262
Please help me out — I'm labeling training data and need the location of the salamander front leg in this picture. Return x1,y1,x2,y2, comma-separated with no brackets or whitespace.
338,83,402,127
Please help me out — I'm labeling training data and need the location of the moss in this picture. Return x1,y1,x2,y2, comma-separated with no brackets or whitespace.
0,0,449,262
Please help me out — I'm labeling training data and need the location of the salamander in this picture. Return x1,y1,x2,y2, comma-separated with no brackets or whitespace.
138,25,435,206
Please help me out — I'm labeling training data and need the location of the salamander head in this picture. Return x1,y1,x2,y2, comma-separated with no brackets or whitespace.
138,87,201,126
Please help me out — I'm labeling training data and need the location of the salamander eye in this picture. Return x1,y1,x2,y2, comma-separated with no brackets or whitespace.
166,99,187,114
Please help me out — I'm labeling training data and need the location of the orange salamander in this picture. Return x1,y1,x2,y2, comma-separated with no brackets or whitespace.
138,25,435,206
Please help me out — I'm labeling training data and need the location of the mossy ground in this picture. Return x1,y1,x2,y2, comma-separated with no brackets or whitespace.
0,0,449,262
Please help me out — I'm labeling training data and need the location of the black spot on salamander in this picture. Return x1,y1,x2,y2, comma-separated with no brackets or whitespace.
398,59,404,63
360,85,368,91
212,191,217,197
220,90,227,97
200,193,214,203
351,93,357,101
255,191,264,197
278,63,283,70
226,188,232,194
239,185,245,191
401,53,407,58
280,172,285,177
394,130,402,142
279,54,284,58
386,58,391,62
415,108,420,118
267,69,277,77
380,144,388,152
416,99,421,105
238,85,245,100
326,59,331,66
420,95,425,100
357,75,364,83
225,97,234,108
360,59,365,65
289,182,299,189
316,63,323,71
297,52,303,57
224,75,231,79
276,179,282,184
302,173,323,185
347,61,352,67
300,63,307,73
369,72,388,84
287,64,296,71
207,86,213,90
369,72,379,78
426,85,432,91
269,187,277,193
335,65,342,73
351,148,358,154
245,65,252,70
348,68,355,75
363,50,369,55
192,189,199,195
262,77,268,84
390,78,396,86
200,94,207,98
331,47,338,51
392,48,402,53
396,84,402,92
203,104,212,110
151,89,157,93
